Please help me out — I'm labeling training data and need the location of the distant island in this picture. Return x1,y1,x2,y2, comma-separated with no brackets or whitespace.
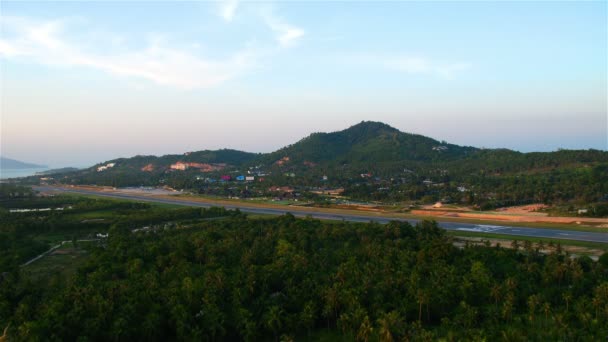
0,156,47,169
35,167,80,176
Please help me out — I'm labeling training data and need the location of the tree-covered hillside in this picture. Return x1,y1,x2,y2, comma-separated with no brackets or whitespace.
53,149,259,187
259,121,477,167
20,121,608,207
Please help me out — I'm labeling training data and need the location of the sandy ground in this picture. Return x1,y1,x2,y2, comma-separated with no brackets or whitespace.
454,236,603,259
420,204,473,211
495,204,549,216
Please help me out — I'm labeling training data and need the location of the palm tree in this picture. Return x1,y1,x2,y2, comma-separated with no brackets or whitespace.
417,290,429,322
502,294,514,322
0,324,9,342
505,277,517,293
266,305,284,341
524,240,533,254
377,316,394,342
536,240,545,252
356,316,373,342
562,292,572,312
324,286,339,327
300,301,316,336
491,284,502,307
511,240,520,250
279,334,295,342
542,302,551,326
377,311,401,342
592,297,601,320
527,294,540,323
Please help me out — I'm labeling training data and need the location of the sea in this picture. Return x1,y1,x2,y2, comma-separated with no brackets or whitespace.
0,168,48,180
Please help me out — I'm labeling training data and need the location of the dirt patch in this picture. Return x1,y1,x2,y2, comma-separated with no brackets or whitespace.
333,204,383,212
496,204,549,216
420,204,473,211
141,164,155,172
454,237,604,258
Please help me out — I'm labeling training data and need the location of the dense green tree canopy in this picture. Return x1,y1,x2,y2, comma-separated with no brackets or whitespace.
1,198,607,341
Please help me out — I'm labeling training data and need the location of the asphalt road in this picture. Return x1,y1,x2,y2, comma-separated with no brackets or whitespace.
34,186,608,243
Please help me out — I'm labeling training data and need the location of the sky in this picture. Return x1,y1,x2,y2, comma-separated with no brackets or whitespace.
0,1,606,168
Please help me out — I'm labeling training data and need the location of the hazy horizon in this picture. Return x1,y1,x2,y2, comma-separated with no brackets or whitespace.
1,119,607,170
1,1,606,168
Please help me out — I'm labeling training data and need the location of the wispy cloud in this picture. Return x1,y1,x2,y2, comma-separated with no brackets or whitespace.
350,54,471,80
261,9,304,47
0,16,257,88
218,0,239,22
385,57,471,79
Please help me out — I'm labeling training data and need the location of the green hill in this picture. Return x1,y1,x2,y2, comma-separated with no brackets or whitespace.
20,121,608,206
61,149,259,187
259,121,477,170
91,149,259,172
258,121,476,163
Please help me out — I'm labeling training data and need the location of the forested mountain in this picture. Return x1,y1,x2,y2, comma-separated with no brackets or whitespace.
21,121,608,206
260,121,607,173
46,121,608,177
259,121,477,167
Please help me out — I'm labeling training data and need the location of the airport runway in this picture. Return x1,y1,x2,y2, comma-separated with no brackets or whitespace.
34,186,608,243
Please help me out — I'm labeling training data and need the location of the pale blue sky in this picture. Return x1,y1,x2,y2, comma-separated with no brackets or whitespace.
1,1,606,167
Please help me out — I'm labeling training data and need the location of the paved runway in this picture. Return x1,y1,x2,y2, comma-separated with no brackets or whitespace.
34,186,608,243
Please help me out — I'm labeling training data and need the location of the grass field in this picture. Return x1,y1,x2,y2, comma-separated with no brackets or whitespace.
21,242,92,282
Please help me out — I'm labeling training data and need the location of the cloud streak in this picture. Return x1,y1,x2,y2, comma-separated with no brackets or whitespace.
0,16,257,89
348,54,470,80
218,0,239,22
261,9,305,47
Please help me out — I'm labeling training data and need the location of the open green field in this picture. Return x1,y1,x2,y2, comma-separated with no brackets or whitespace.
21,242,92,283
61,193,185,209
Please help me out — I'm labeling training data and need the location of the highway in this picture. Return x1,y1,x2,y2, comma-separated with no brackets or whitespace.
34,186,608,243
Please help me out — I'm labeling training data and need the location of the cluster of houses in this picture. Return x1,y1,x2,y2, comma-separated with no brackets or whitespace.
195,174,261,183
247,165,268,177
96,163,116,172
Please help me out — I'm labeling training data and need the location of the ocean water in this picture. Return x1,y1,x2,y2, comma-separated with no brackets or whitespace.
0,168,48,180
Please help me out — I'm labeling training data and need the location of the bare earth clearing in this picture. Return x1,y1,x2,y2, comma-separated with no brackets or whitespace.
454,236,603,259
